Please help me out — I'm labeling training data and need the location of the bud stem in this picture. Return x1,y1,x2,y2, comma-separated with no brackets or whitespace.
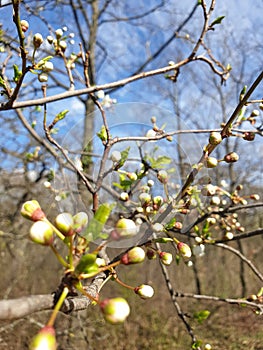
50,244,70,268
75,281,99,304
47,286,69,327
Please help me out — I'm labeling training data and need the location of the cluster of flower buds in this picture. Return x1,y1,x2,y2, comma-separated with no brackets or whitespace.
21,200,88,245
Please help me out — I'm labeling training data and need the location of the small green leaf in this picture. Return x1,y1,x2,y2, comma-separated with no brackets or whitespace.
97,125,108,142
0,76,6,89
115,146,130,169
192,340,203,349
210,15,225,27
53,109,69,123
75,253,99,274
165,218,177,230
13,64,22,82
193,310,210,323
82,203,115,241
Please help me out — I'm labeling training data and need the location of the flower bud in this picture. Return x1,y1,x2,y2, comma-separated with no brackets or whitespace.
30,326,56,350
147,179,154,187
152,223,164,233
55,28,63,39
210,196,220,206
250,109,260,117
153,195,163,207
21,200,45,221
250,194,260,200
173,221,182,230
73,212,88,233
209,131,222,145
204,344,212,350
38,73,48,83
121,247,145,265
243,132,255,141
100,297,130,324
111,150,121,162
20,20,29,32
157,170,168,184
115,218,137,238
127,172,137,181
139,192,151,206
224,152,239,163
47,35,54,44
192,244,205,257
146,249,157,260
59,40,67,51
204,157,218,168
224,232,233,240
177,242,192,258
120,192,129,201
29,221,54,245
201,184,217,196
134,284,154,299
33,33,44,48
42,61,54,73
55,212,74,236
206,217,216,225
159,251,173,265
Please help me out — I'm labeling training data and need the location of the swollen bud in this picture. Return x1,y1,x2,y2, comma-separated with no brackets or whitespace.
159,251,173,265
33,33,44,48
29,326,56,350
115,218,137,238
55,212,74,236
38,73,48,83
29,221,54,245
121,247,145,265
21,200,46,221
73,212,88,233
177,242,192,258
204,157,218,168
209,132,222,145
20,20,29,32
157,170,168,184
224,152,239,163
100,297,130,324
134,284,154,299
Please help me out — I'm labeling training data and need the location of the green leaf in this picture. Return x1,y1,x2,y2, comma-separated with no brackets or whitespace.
53,109,69,123
165,218,177,230
13,64,22,82
192,340,202,349
0,76,6,89
82,203,115,241
154,237,173,243
210,15,225,27
115,146,130,169
193,310,210,323
75,253,99,275
97,125,108,142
